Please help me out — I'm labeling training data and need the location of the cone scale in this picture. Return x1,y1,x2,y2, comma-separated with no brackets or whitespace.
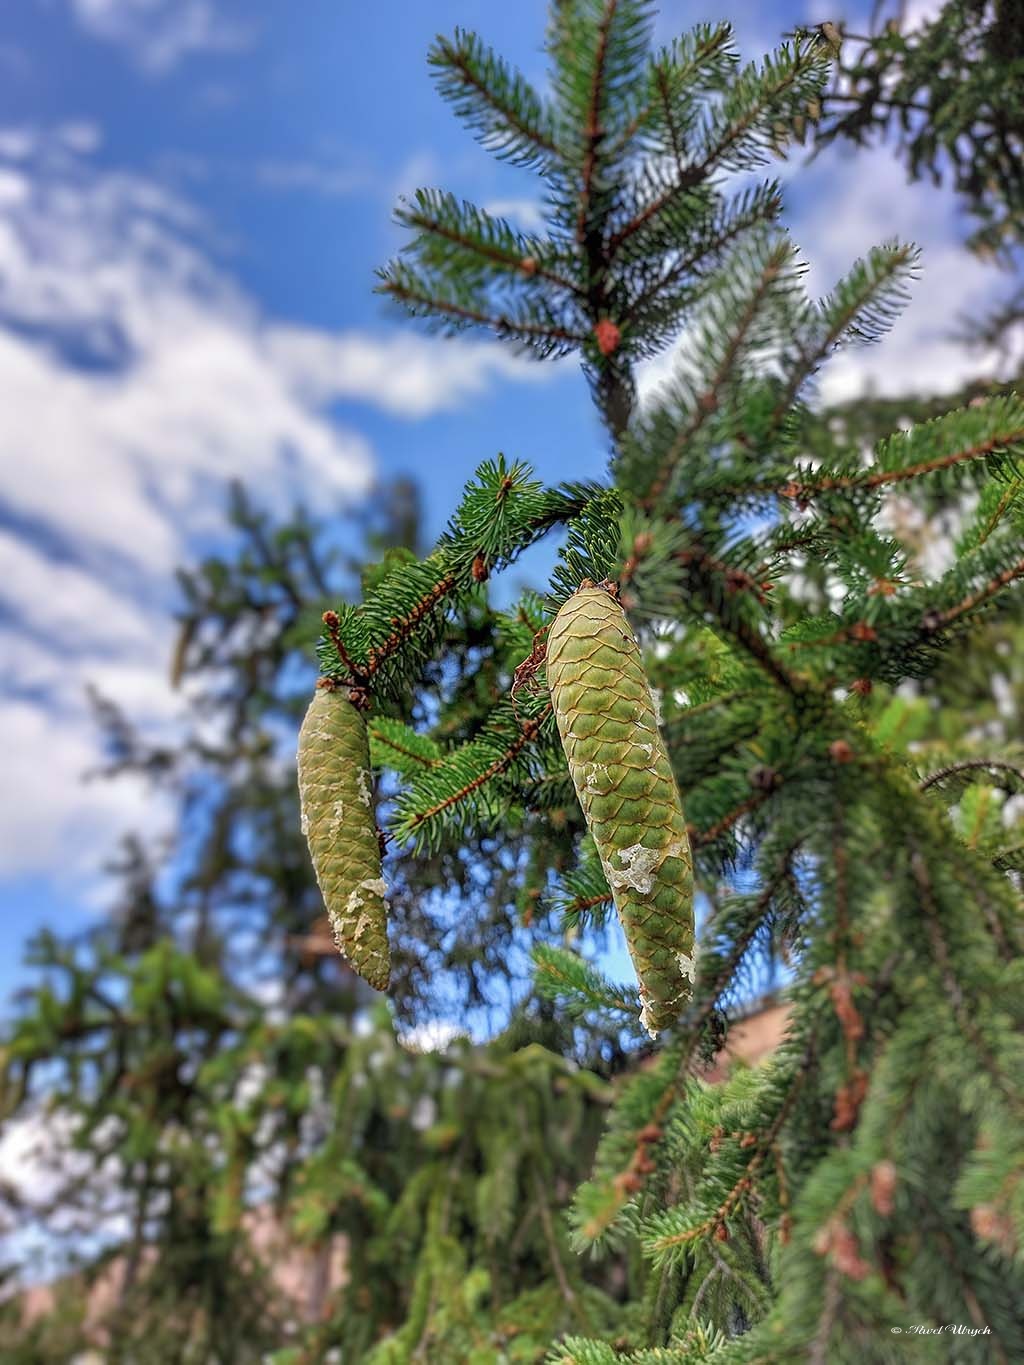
297,685,390,991
547,584,695,1035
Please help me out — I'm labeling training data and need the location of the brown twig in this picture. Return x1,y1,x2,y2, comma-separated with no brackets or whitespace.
407,706,551,832
919,758,1024,792
576,0,617,245
382,281,585,345
321,610,366,683
768,426,1024,505
365,572,459,676
644,251,786,507
920,554,1024,635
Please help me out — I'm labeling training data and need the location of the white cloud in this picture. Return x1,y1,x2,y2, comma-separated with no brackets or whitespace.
0,148,374,579
68,0,252,72
267,327,551,420
153,150,371,200
0,129,556,889
399,1019,465,1054
482,198,547,233
0,138,366,886
802,0,946,27
253,160,367,198
0,693,161,880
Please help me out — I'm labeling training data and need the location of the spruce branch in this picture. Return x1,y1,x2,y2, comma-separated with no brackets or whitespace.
549,0,653,175
812,240,919,348
570,852,803,1243
605,38,827,260
575,0,618,246
680,548,809,700
365,565,461,678
711,395,1024,517
779,407,1024,504
392,703,553,850
319,460,591,698
908,845,1023,1118
624,180,784,340
766,240,920,431
640,237,795,506
429,29,561,170
644,1040,814,1262
562,889,613,920
533,944,640,1021
690,789,775,849
919,759,1024,793
368,718,442,774
920,553,1024,636
379,262,586,354
603,22,736,164
321,608,366,684
397,190,584,299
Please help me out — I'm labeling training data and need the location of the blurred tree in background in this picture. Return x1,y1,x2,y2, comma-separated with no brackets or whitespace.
0,482,638,1362
2,3,1024,1362
815,0,1024,356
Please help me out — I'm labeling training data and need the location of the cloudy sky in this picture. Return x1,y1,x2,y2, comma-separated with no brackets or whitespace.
0,0,1007,1006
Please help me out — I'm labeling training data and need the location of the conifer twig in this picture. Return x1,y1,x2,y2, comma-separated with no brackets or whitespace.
919,758,1024,791
369,725,441,770
365,572,460,675
431,33,562,161
644,249,787,506
405,705,552,833
626,189,782,326
403,200,584,298
595,850,803,1226
777,426,1024,502
322,610,366,682
562,889,613,917
909,846,1023,1117
769,243,917,429
648,1040,813,1252
381,281,586,345
575,0,617,246
603,24,732,161
920,554,1024,634
607,50,818,259
690,789,775,847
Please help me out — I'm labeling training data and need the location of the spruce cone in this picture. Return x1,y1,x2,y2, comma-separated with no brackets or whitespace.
297,686,390,990
547,584,695,1035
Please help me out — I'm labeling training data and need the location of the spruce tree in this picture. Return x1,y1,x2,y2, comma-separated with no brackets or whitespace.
3,4,1024,1362
294,3,1024,1359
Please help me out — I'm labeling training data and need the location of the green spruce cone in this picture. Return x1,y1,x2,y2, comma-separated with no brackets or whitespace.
297,684,390,991
547,583,695,1035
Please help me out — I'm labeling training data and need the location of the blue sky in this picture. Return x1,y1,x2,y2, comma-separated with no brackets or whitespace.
0,0,1008,1011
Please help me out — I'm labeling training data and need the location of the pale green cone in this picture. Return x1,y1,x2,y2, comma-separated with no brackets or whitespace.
297,685,390,991
547,585,695,1035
